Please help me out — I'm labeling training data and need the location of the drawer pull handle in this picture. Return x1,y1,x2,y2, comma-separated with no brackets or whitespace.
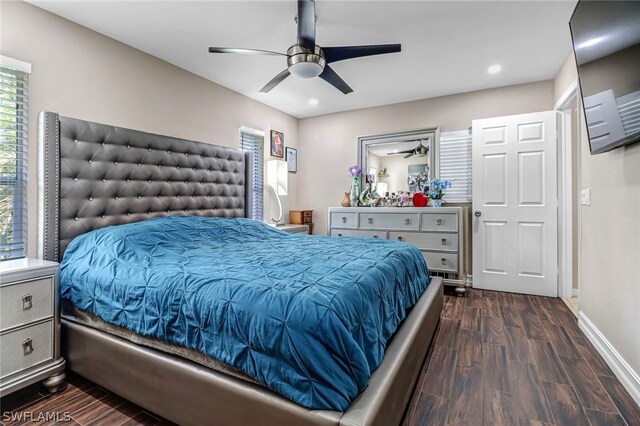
404,217,410,225
338,233,343,237
22,338,33,356
22,294,33,310
373,235,378,239
367,217,373,224
436,218,442,225
397,236,403,241
441,238,447,245
441,258,447,265
341,217,347,224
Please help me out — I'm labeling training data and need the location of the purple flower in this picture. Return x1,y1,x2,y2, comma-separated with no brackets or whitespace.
348,165,362,178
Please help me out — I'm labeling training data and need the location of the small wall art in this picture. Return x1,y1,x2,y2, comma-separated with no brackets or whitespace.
270,130,284,158
286,147,297,173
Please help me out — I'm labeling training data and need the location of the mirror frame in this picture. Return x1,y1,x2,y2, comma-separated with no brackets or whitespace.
357,127,440,193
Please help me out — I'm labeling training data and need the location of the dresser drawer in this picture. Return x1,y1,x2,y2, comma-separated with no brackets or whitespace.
0,321,53,379
0,278,54,331
389,231,459,252
330,212,358,229
421,213,458,232
358,213,419,231
422,251,459,273
330,229,386,239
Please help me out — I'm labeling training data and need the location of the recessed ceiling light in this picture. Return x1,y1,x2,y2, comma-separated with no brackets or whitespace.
308,98,319,106
488,64,502,74
578,37,604,49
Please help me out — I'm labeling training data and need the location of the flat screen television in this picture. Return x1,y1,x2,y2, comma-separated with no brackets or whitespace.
569,1,640,154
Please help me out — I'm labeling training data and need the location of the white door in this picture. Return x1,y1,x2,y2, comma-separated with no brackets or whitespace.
472,111,558,296
583,89,625,153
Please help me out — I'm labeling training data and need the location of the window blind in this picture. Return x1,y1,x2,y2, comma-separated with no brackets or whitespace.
240,131,264,220
439,130,472,203
0,65,28,260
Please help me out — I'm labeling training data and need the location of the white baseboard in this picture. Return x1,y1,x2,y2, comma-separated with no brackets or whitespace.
572,288,579,297
578,312,640,407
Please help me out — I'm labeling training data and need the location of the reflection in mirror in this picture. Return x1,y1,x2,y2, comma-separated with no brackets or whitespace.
358,127,439,197
366,141,430,194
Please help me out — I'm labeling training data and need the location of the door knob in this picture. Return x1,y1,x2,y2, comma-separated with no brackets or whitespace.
474,210,482,217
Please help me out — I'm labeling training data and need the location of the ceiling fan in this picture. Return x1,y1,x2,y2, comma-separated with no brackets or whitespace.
387,140,430,158
208,0,401,94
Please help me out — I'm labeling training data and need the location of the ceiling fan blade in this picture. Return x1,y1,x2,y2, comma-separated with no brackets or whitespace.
322,44,402,63
318,65,353,94
404,153,414,159
297,0,316,51
259,69,291,93
208,47,287,56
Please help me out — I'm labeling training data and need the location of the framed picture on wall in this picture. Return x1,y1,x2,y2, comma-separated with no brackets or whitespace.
270,130,284,158
286,147,297,173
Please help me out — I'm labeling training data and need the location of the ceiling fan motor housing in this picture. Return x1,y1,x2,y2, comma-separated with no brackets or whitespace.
287,45,326,78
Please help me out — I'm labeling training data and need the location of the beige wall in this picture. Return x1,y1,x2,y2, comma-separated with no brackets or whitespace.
0,1,299,257
554,56,640,382
298,80,555,237
554,54,577,102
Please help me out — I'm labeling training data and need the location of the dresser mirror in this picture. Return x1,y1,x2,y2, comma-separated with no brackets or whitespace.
358,127,439,195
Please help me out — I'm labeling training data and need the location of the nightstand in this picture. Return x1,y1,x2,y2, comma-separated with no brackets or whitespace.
273,224,310,234
0,258,66,397
289,210,313,234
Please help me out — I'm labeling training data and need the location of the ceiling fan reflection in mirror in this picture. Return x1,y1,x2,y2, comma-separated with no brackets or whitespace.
208,0,401,94
387,140,430,158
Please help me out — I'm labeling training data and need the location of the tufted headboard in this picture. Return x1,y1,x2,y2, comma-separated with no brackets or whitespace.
38,111,251,262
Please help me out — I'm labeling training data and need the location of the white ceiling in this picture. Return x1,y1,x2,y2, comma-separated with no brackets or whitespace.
29,0,577,118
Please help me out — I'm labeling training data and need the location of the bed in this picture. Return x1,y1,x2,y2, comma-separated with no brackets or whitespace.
38,111,443,426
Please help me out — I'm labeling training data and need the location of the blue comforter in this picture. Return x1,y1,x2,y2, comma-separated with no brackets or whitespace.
60,216,430,410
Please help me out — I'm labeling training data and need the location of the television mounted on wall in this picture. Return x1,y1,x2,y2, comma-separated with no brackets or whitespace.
569,0,640,154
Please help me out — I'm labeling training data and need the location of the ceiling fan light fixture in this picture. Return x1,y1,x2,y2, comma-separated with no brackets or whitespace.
287,45,326,79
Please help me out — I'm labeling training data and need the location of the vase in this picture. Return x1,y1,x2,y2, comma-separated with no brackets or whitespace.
341,192,351,207
431,199,442,208
349,177,360,207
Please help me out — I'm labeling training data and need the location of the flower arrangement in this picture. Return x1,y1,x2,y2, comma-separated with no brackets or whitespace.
347,165,362,178
425,179,452,200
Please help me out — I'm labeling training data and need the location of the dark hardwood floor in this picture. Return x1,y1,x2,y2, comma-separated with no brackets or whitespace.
2,289,639,425
403,289,640,426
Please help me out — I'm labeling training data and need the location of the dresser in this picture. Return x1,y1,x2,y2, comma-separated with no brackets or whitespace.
328,207,466,294
0,258,66,396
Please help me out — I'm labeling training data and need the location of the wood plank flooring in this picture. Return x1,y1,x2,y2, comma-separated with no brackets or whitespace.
403,288,640,425
1,288,639,425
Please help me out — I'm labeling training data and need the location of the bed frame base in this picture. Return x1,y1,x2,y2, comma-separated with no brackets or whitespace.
63,277,443,426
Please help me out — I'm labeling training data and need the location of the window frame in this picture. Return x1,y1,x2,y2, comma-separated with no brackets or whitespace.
0,56,31,260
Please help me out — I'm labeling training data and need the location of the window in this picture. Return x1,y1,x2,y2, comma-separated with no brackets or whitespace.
1,58,30,260
439,130,472,202
239,129,264,220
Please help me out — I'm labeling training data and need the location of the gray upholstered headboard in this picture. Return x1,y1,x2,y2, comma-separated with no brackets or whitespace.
38,111,251,262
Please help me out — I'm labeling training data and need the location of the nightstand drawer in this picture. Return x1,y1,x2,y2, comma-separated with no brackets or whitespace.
422,251,459,273
0,321,53,379
358,213,420,231
330,212,357,229
389,231,459,252
0,278,54,331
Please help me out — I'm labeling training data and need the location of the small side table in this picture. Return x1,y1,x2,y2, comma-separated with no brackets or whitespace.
289,210,313,234
0,258,66,397
273,224,310,234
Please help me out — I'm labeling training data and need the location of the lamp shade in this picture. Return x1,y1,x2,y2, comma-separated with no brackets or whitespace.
267,160,288,195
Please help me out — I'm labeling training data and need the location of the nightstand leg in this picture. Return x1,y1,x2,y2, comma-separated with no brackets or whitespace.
455,286,466,297
43,371,66,393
